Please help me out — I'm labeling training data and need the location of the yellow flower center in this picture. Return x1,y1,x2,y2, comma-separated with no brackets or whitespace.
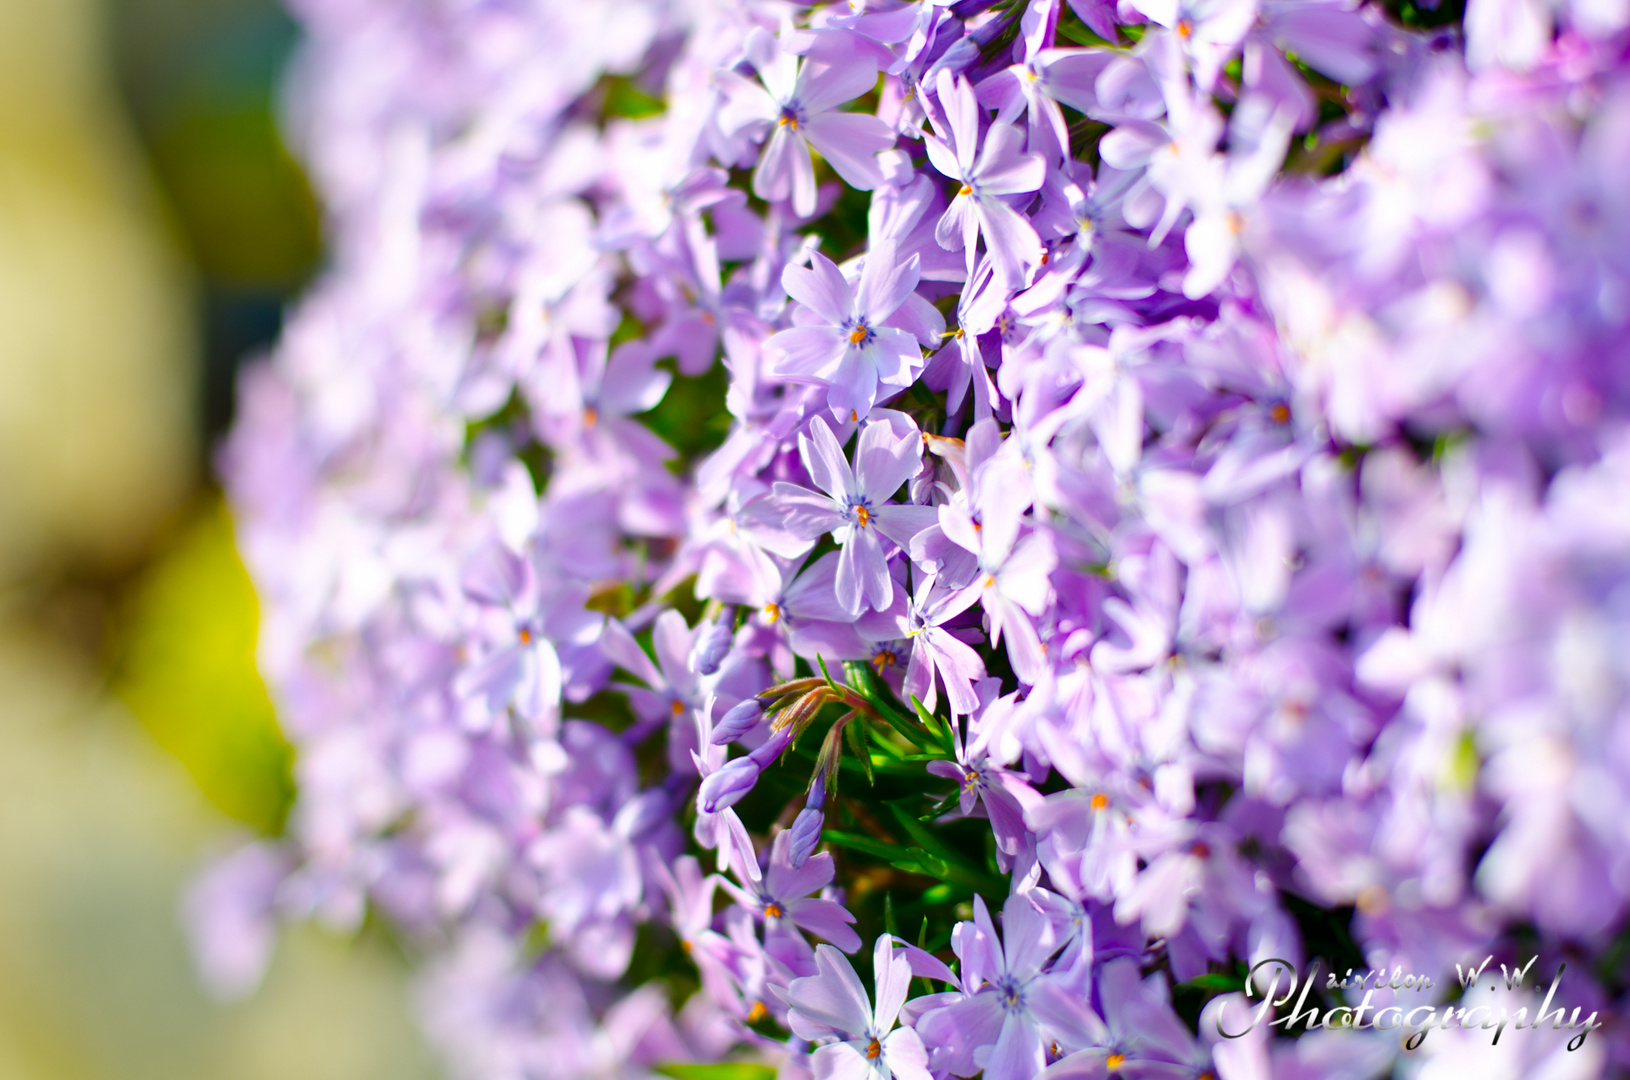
763,602,781,623
778,115,798,130
583,405,598,427
958,184,972,196
1091,792,1110,810
872,649,896,671
764,902,783,918
671,699,685,716
1106,1052,1126,1070
518,627,533,644
866,1039,882,1060
854,505,871,527
747,1001,768,1023
850,326,868,344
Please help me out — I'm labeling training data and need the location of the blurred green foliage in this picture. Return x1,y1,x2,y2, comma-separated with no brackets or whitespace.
112,500,293,834
149,90,320,288
113,1,320,291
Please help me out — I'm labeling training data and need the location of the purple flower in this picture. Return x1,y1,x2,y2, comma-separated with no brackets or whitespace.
717,29,897,217
769,411,939,616
925,70,1047,289
978,49,1114,165
936,452,1057,685
914,892,1097,1080
766,242,943,421
785,937,934,1080
719,831,861,952
454,540,602,734
860,564,988,715
926,725,1043,872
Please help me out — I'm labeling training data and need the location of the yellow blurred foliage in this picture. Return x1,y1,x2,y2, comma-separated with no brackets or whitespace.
0,0,197,585
113,499,294,835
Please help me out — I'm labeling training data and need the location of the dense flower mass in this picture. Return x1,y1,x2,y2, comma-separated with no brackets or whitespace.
201,0,1630,1076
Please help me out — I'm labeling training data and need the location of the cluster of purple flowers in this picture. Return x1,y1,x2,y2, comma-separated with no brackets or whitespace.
198,0,1630,1076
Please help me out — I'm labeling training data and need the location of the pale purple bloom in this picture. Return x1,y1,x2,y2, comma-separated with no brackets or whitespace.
936,453,1058,685
859,569,987,715
925,70,1047,288
914,892,1098,1080
766,243,942,421
926,722,1044,871
785,937,933,1080
717,29,896,217
768,411,938,616
184,843,291,1000
455,541,602,734
979,49,1114,165
719,831,861,952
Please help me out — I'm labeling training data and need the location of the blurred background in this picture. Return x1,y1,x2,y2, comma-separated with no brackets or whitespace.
0,0,436,1076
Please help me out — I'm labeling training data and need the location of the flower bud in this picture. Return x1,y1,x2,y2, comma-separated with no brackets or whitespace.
746,726,795,768
711,697,764,745
698,757,760,814
690,620,734,676
786,806,825,869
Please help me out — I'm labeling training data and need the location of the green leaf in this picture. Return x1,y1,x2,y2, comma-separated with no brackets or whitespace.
822,829,909,861
891,847,951,878
909,695,956,756
1175,973,1247,994
845,721,874,786
835,756,929,779
842,660,933,749
817,654,842,694
886,801,959,861
655,1065,776,1080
